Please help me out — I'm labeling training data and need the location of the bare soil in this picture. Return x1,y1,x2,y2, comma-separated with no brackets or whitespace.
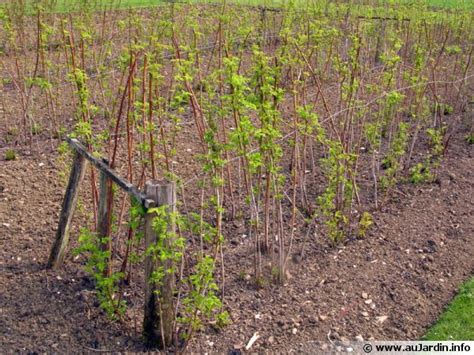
0,125,473,353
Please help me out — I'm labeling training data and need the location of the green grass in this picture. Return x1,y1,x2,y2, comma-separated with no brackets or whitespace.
423,277,474,340
1,0,473,13
384,0,474,10
1,0,172,12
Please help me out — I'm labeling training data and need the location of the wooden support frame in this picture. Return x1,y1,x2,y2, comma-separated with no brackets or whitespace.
67,137,154,208
47,151,87,268
47,137,154,268
143,180,176,347
48,138,177,348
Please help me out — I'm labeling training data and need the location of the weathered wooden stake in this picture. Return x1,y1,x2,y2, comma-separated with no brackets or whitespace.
66,138,154,208
374,18,387,65
97,159,113,277
143,180,176,347
47,152,87,268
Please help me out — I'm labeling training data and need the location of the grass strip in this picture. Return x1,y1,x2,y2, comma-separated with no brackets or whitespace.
423,277,474,340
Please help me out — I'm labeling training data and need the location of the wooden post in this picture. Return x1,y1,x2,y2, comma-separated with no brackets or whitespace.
260,7,266,44
143,180,176,347
97,159,113,277
374,19,387,65
47,152,87,268
66,138,154,208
